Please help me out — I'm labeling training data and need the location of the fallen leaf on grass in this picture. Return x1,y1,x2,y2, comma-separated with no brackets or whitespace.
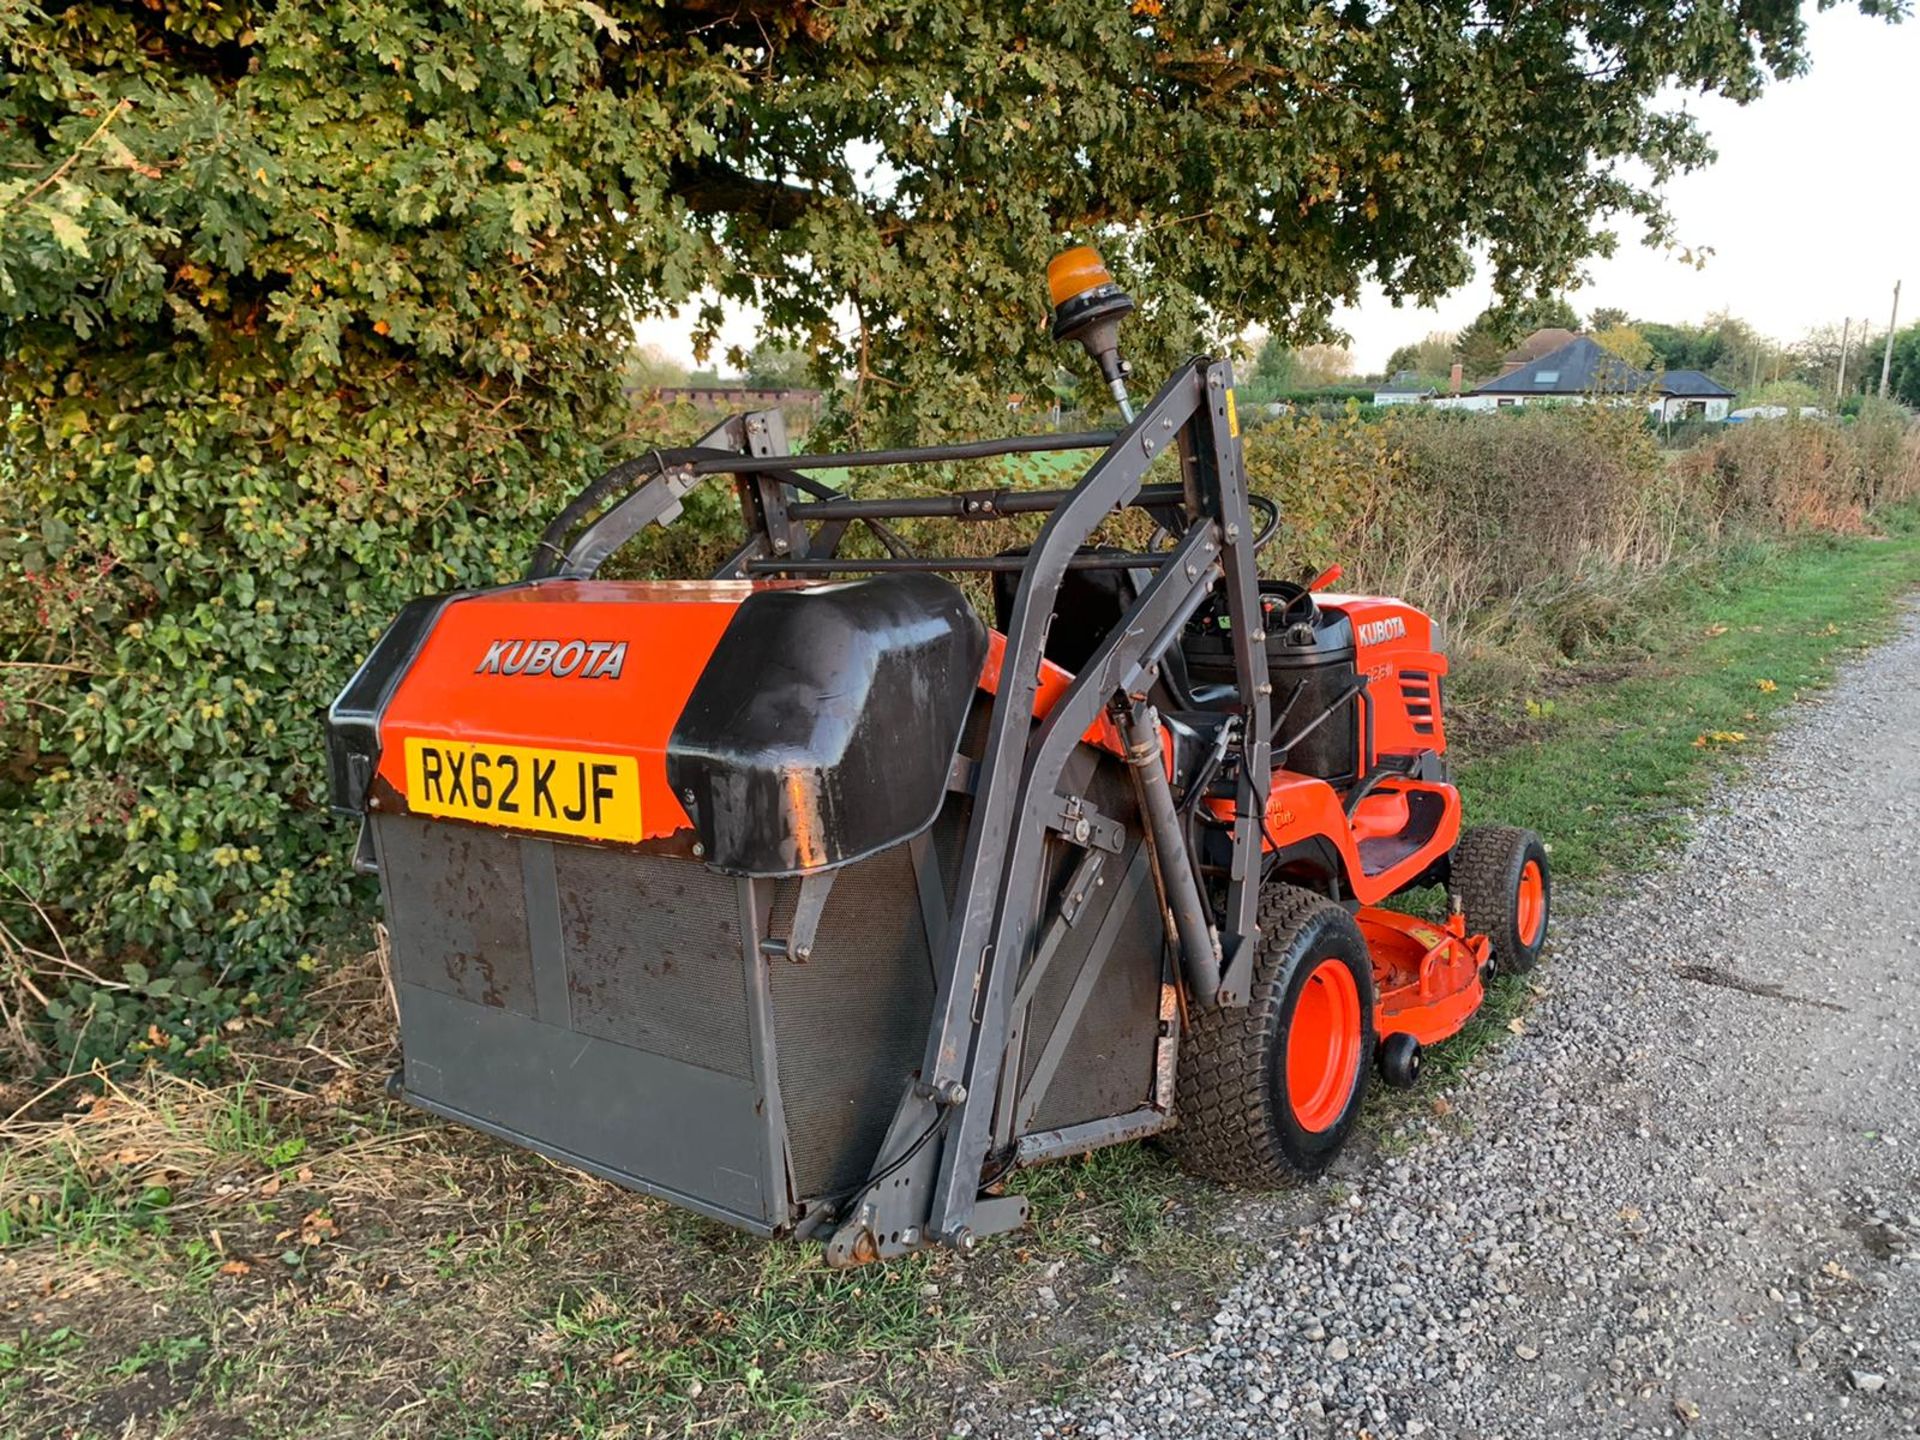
276,1210,338,1247
259,1176,281,1198
1755,678,1778,693
219,1260,252,1277
1507,1017,1527,1035
1692,731,1747,748
1703,623,1729,637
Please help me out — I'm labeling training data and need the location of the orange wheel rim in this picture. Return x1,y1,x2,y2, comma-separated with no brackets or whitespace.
1286,958,1363,1133
1516,859,1546,947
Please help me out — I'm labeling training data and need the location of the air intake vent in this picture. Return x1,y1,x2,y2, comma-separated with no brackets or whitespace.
1400,669,1437,737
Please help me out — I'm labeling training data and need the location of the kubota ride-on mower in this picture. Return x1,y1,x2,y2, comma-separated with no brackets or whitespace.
327,248,1549,1266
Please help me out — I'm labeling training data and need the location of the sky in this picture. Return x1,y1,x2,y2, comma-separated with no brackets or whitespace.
1333,5,1916,372
635,4,1915,376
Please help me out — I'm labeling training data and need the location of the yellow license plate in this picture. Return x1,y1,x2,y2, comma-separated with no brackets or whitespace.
403,738,642,843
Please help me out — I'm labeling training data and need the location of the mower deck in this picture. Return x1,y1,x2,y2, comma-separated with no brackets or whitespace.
1358,907,1490,1046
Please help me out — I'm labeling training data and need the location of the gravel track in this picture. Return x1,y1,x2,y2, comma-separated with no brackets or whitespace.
987,603,1920,1439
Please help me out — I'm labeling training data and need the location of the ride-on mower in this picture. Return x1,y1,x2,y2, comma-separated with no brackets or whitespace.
327,248,1549,1265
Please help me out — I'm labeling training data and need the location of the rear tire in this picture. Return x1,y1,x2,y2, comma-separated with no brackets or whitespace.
1453,825,1550,974
1168,885,1375,1186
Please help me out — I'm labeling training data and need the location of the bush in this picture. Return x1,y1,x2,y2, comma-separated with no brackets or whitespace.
1240,401,1918,666
1675,407,1920,534
0,4,716,1074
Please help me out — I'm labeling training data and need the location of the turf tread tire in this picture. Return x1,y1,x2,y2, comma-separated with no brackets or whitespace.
1452,824,1550,974
1167,885,1374,1188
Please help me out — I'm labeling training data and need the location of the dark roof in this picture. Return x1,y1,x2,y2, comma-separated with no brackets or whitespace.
1661,369,1735,397
1471,337,1650,396
1376,369,1434,395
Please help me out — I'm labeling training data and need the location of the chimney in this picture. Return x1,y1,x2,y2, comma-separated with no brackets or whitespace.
1449,361,1463,395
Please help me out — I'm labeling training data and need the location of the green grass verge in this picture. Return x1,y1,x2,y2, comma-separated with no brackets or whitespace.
1401,516,1920,1087
1456,520,1920,888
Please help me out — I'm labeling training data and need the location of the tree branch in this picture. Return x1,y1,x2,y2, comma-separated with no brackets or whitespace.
670,159,819,228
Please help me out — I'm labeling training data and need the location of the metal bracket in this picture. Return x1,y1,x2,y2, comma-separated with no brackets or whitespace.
1216,932,1254,1007
947,752,980,796
758,870,835,963
1014,1108,1168,1166
1048,793,1125,853
743,410,808,560
351,815,380,876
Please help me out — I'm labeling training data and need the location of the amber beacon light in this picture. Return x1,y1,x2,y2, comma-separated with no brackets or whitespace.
1046,244,1138,421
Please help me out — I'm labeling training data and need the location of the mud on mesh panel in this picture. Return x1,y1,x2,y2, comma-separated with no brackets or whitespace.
767,842,936,1201
555,847,755,1080
378,815,536,1014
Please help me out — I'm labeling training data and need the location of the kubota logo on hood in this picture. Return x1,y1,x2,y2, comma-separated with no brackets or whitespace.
1356,616,1407,646
476,638,627,679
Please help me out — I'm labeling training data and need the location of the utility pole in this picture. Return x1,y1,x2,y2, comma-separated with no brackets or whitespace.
1881,281,1902,399
1835,316,1851,404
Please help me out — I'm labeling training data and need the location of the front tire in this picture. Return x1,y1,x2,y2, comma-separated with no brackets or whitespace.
1453,825,1551,974
1168,886,1375,1186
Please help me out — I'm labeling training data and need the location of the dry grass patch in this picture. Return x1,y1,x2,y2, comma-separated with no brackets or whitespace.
0,955,1207,1439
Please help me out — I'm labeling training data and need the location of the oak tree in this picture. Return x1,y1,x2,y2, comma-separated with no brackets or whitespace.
1,0,1902,1063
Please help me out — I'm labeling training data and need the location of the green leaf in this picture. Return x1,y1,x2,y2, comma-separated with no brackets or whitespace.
46,208,90,257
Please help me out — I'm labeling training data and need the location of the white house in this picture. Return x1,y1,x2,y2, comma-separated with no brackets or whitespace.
1653,369,1737,422
1463,337,1734,420
1372,370,1436,406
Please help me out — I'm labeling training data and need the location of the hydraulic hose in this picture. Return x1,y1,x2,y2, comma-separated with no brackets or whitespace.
1122,702,1224,1009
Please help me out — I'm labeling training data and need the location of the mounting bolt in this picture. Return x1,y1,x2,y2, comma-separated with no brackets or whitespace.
1225,523,1240,542
950,1227,977,1252
1160,416,1173,431
682,788,697,804
1142,437,1155,456
932,1079,969,1106
367,795,382,811
692,841,706,858
1073,817,1091,844
791,943,812,963
1256,682,1273,696
1250,629,1266,643
1208,373,1222,388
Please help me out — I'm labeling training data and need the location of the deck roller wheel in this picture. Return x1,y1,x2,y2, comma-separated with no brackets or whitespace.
1168,885,1375,1186
1453,824,1551,975
1377,1031,1422,1089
